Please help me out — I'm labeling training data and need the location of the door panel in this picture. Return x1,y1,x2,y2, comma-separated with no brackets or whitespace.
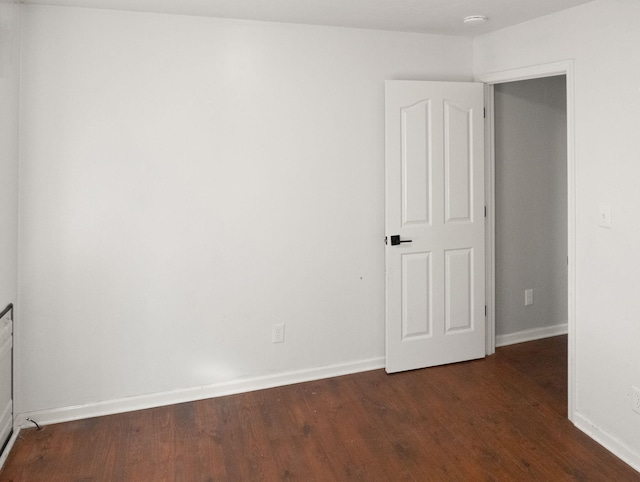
445,248,473,333
444,101,473,223
401,100,431,227
401,251,431,339
385,80,485,373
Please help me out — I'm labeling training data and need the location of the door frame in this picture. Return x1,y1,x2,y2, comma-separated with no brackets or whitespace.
477,60,576,421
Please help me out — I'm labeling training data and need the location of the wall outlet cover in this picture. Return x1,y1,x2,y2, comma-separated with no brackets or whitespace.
632,386,640,415
598,204,612,229
525,289,534,306
272,323,285,344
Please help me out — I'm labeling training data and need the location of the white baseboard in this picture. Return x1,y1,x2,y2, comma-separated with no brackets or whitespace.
573,412,640,474
0,429,20,471
15,356,385,429
495,322,568,347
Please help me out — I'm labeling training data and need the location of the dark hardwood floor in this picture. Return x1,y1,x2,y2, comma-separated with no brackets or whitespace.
1,335,638,481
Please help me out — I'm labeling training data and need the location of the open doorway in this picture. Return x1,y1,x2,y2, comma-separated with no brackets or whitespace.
480,61,576,420
493,76,569,412
493,76,567,347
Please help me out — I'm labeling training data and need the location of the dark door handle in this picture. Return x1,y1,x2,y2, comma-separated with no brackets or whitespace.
389,235,412,246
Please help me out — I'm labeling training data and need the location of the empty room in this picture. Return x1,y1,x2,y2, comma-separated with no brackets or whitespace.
0,0,639,479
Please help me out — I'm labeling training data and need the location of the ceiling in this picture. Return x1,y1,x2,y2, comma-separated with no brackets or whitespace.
19,0,595,36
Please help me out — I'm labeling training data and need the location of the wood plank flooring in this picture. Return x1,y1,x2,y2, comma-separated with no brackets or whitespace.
1,335,638,481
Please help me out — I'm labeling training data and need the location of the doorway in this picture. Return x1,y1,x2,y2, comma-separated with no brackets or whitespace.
479,61,576,420
494,76,567,347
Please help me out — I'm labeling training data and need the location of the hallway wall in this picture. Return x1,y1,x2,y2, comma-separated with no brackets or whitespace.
494,76,567,341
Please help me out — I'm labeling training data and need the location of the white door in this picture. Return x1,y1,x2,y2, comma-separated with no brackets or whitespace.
0,305,11,449
385,81,485,373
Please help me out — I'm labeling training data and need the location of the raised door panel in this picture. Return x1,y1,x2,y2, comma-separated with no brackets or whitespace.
445,248,474,333
444,101,473,224
401,101,432,227
401,251,432,339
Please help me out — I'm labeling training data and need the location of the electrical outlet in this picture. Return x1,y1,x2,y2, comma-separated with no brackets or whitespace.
598,204,612,229
272,323,285,344
525,289,534,306
632,386,640,415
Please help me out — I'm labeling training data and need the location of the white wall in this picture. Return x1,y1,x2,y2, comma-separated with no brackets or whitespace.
0,0,20,311
494,76,567,338
476,0,640,468
18,5,473,418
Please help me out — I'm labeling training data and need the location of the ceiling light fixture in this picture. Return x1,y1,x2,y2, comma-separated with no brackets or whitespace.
463,15,488,25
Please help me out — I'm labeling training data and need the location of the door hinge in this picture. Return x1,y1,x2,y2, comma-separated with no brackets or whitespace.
485,305,487,316
385,236,388,245
483,107,486,118
484,206,487,218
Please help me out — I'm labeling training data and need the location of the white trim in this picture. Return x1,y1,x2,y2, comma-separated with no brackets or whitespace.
495,323,568,348
573,412,640,474
476,59,577,423
15,356,385,428
566,62,577,423
476,60,573,85
0,429,20,471
483,83,496,356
